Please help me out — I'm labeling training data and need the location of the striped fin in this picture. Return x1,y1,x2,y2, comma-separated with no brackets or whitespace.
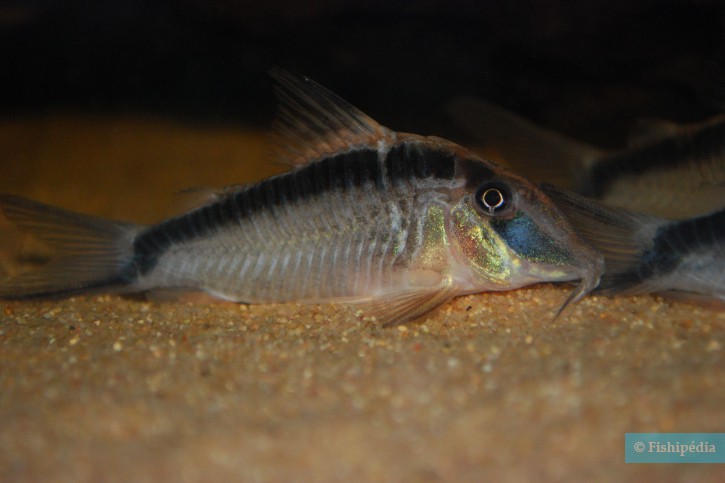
269,67,394,167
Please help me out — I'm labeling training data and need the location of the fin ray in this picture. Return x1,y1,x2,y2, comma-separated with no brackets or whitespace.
0,195,140,299
542,184,662,276
268,67,393,167
353,278,457,327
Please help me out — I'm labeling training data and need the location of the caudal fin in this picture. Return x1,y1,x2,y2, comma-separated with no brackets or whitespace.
0,195,141,299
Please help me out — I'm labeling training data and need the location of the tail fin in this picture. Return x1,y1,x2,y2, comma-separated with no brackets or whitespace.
0,195,140,299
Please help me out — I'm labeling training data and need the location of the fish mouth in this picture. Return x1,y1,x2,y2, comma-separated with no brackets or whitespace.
508,243,603,317
508,191,606,316
491,206,606,311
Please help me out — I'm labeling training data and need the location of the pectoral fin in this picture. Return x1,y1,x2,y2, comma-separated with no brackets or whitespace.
353,278,458,327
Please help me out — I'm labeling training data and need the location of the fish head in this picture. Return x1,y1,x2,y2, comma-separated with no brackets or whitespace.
447,150,605,307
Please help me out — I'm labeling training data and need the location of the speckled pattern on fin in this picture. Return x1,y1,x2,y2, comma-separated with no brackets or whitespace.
269,67,394,167
354,278,457,327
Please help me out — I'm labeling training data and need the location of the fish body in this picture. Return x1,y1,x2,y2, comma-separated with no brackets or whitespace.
447,98,725,219
581,117,725,219
0,69,604,324
543,185,725,302
448,97,725,302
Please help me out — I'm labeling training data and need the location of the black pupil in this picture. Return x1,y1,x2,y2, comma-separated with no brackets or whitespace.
483,189,503,209
475,182,510,215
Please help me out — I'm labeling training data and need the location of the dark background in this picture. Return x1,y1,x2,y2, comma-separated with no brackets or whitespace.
2,0,724,147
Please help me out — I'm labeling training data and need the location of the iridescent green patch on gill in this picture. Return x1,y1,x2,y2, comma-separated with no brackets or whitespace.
416,204,451,272
450,205,511,285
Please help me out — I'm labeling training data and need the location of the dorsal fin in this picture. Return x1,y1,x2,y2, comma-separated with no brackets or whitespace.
446,97,604,189
268,67,393,166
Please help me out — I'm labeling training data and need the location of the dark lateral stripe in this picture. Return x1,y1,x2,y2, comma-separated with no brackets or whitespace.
133,148,377,274
586,121,725,198
598,208,725,291
384,142,456,185
458,158,495,189
132,143,457,275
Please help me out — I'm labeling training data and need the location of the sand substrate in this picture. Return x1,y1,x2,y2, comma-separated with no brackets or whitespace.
1,116,723,482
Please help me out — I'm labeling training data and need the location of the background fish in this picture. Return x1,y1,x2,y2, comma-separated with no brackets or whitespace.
446,98,725,219
543,184,725,303
0,69,604,325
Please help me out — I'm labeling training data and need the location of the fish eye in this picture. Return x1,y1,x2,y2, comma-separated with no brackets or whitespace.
475,182,511,215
